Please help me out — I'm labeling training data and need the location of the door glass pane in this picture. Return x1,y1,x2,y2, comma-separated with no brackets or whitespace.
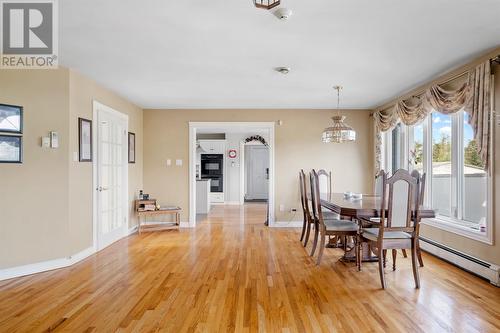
463,112,487,230
431,112,452,217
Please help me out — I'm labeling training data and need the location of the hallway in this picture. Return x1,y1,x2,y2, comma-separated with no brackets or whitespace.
0,205,499,332
197,203,267,226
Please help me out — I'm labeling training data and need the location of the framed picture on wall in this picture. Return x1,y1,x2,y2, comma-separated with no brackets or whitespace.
128,132,136,163
78,118,92,162
0,104,23,134
0,135,22,163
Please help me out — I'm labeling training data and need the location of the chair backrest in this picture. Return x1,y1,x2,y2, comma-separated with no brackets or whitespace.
380,169,417,234
316,169,332,198
410,170,426,225
410,170,427,204
374,169,386,196
299,170,311,219
309,170,324,227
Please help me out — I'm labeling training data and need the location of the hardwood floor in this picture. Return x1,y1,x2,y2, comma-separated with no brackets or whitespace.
1,203,499,332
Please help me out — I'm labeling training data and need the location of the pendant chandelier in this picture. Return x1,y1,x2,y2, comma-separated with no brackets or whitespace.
322,86,356,143
254,0,281,10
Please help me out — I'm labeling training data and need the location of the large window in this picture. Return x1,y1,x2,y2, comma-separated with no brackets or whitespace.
382,109,491,242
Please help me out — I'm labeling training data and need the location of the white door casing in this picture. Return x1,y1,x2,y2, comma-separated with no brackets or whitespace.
93,101,129,251
188,122,275,227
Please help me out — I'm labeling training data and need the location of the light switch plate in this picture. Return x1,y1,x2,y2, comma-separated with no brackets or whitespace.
279,204,285,212
41,137,50,148
176,159,183,166
50,131,59,148
166,159,172,166
73,152,78,162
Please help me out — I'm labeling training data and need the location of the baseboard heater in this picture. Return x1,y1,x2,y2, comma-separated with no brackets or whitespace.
419,237,500,287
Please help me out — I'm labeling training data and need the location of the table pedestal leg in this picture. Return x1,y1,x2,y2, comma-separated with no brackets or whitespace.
340,241,379,263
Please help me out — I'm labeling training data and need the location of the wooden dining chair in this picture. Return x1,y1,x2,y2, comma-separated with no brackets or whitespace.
411,170,426,267
394,170,427,266
299,170,313,246
310,170,359,265
358,169,421,289
359,170,386,226
317,169,332,199
317,169,342,219
299,170,344,248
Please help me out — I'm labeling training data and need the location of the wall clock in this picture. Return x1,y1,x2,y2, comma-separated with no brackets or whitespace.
228,149,237,159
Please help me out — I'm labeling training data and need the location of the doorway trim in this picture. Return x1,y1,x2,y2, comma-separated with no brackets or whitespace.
188,122,276,227
92,100,129,251
240,141,268,204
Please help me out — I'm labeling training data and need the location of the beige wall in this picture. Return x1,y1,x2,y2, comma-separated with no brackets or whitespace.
68,70,143,255
0,69,71,268
143,109,374,223
0,68,143,269
419,64,500,265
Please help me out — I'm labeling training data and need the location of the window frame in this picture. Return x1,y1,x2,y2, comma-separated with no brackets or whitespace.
382,109,494,245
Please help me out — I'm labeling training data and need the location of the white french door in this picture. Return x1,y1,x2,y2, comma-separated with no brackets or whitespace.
94,102,128,250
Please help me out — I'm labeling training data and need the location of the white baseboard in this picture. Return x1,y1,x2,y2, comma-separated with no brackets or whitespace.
224,201,241,205
128,225,138,235
419,237,500,287
0,246,95,282
272,221,303,228
179,221,192,228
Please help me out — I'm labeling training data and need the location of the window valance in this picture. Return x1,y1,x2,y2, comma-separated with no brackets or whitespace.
374,61,492,170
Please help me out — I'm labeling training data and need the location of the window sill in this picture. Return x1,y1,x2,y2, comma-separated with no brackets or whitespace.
421,216,493,245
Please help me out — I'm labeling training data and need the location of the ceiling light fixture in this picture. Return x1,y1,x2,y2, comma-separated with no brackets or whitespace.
254,0,280,10
274,8,292,20
322,86,356,143
275,67,290,74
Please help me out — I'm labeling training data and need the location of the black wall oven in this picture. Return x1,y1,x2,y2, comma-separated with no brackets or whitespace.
201,154,223,176
202,175,223,193
201,154,223,192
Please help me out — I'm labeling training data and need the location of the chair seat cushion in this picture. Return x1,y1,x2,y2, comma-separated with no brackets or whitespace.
322,210,341,220
362,228,411,241
324,220,358,232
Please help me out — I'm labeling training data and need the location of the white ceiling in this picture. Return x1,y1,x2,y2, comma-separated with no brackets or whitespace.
60,0,500,109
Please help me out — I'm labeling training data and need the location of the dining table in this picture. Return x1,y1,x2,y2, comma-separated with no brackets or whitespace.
318,193,436,262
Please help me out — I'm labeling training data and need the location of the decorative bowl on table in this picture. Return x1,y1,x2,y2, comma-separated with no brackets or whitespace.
352,193,363,200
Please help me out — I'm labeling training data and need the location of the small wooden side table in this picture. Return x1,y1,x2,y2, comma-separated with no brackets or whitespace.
135,199,181,234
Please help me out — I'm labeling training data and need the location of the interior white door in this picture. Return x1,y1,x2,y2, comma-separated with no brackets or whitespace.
246,145,269,200
96,105,128,250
